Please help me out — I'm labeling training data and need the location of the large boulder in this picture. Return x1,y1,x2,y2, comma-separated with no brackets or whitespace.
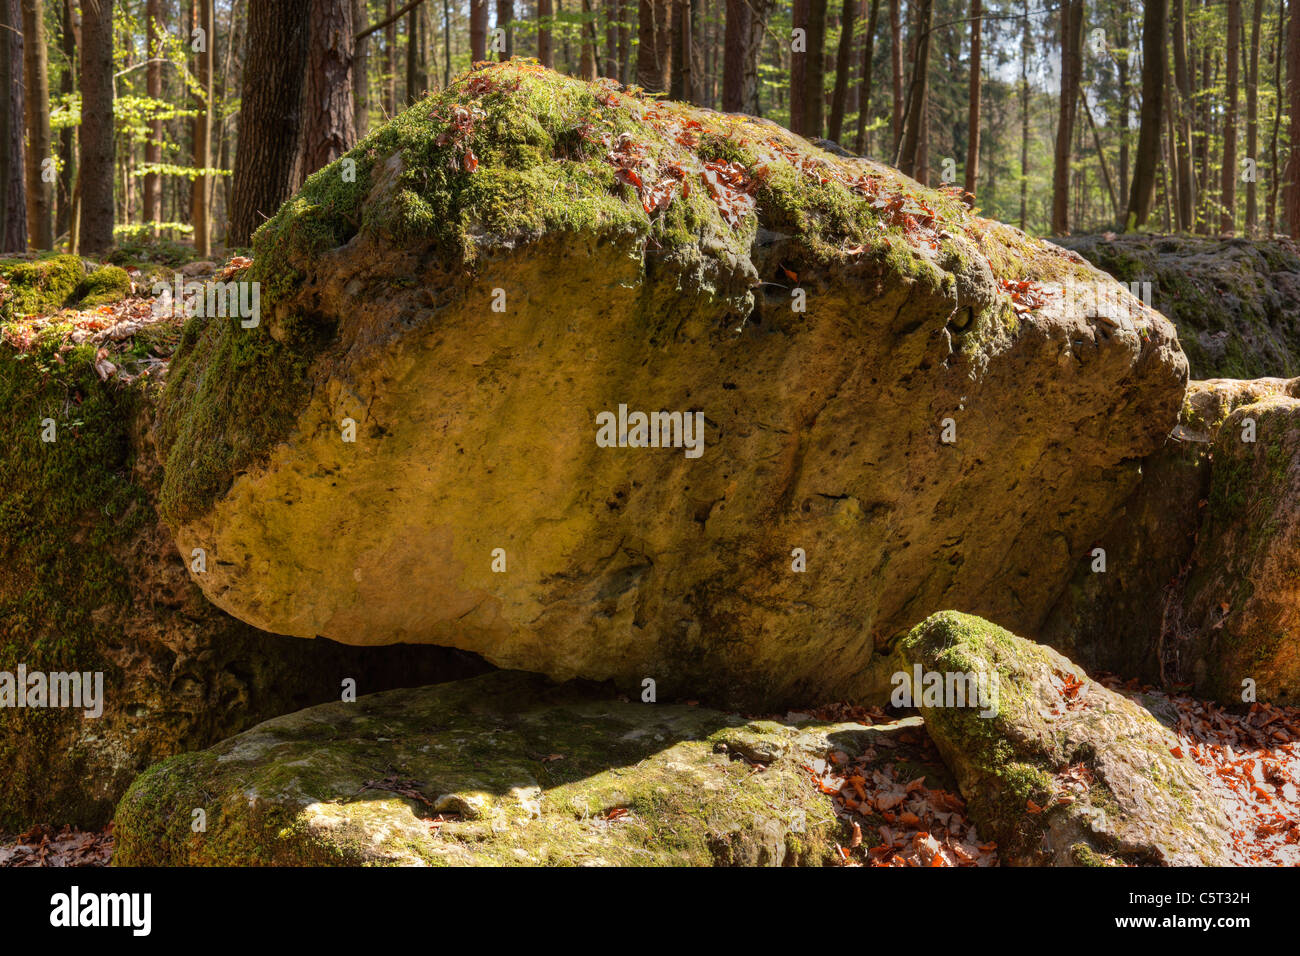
1179,392,1300,703
1057,234,1300,379
1042,377,1300,703
113,671,853,866
899,612,1237,866
0,316,487,829
157,63,1187,708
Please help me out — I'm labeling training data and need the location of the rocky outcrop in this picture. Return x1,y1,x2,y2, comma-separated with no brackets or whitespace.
112,671,853,866
1058,234,1300,379
0,321,487,829
1042,377,1300,703
156,62,1187,708
898,612,1237,866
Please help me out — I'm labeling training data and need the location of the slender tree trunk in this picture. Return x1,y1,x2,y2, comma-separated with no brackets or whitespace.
1245,0,1262,234
497,0,513,59
1051,0,1083,234
1019,0,1029,229
1127,0,1167,230
803,0,827,137
964,0,981,196
383,0,397,112
0,0,23,253
191,0,214,256
538,0,553,67
55,0,75,238
670,0,692,97
604,0,617,76
853,0,880,154
1287,0,1300,234
618,0,630,83
1269,0,1284,235
895,0,931,176
20,0,52,249
827,0,857,142
637,0,671,92
580,0,600,79
302,0,357,176
354,0,370,134
79,0,114,254
889,0,902,150
1116,0,1130,202
1221,0,1240,233
791,0,807,133
143,0,162,231
470,0,486,61
1172,0,1195,230
229,0,311,245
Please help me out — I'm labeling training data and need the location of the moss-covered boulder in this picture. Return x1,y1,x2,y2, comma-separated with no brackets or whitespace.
0,255,132,318
157,63,1186,709
899,612,1236,866
1057,234,1300,379
0,317,488,829
1041,377,1300,703
1179,393,1300,703
112,670,854,866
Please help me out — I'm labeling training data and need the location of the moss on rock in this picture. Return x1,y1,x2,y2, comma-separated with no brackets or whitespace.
112,671,856,866
899,611,1235,866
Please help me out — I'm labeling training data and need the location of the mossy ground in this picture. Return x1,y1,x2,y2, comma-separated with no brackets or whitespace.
0,256,133,320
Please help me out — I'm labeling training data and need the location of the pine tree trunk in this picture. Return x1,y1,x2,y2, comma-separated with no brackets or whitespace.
1221,0,1240,233
895,0,930,175
0,0,24,253
1018,0,1029,230
1172,0,1195,231
354,0,370,134
79,0,114,254
964,0,981,196
144,0,162,231
191,0,214,256
827,0,857,142
853,0,880,155
20,0,52,249
803,0,827,137
302,0,357,177
229,0,311,245
1051,0,1082,235
497,0,513,59
55,0,76,238
1127,0,1167,230
791,0,807,133
1245,0,1262,234
636,0,671,93
538,0,553,67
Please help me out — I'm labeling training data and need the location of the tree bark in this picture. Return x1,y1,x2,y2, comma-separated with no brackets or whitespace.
0,0,23,253
79,0,114,254
191,0,214,256
1171,0,1195,231
889,0,901,151
1221,0,1240,233
538,0,553,67
1126,0,1167,230
20,0,52,249
1051,0,1083,235
1245,0,1262,234
497,0,513,59
827,0,857,142
354,0,370,134
803,0,827,137
470,0,486,61
302,0,357,177
55,0,76,238
636,0,671,92
853,0,880,154
1287,0,1300,234
895,0,930,176
1018,0,1029,229
229,0,311,245
384,0,397,113
964,0,980,196
791,0,807,133
143,0,162,231
669,0,691,98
